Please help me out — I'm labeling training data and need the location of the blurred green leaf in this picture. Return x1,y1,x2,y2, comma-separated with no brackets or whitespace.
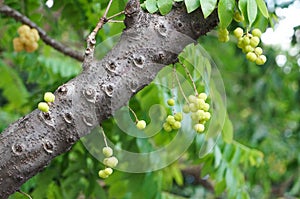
247,0,258,27
222,114,233,143
256,0,269,18
218,0,235,28
200,0,218,18
184,0,200,13
145,0,158,13
157,0,173,15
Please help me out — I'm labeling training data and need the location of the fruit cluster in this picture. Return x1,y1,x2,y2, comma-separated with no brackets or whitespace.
218,28,229,42
38,92,55,113
13,25,40,53
98,146,118,179
234,27,267,65
163,112,183,132
182,93,211,133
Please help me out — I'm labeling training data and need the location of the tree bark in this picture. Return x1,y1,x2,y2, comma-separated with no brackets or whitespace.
0,1,218,198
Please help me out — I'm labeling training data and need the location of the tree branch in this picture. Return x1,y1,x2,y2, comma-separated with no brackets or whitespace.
0,1,219,198
0,4,84,62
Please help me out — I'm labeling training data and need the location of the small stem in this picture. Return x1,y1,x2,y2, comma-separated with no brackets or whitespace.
179,61,198,96
84,0,114,66
107,11,125,20
173,66,189,103
108,20,124,23
103,0,113,18
128,106,139,122
100,126,108,147
17,190,32,199
233,140,250,152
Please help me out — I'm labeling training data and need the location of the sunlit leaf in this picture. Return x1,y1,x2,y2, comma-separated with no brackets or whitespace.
184,0,200,13
218,0,235,28
200,0,218,18
247,0,258,27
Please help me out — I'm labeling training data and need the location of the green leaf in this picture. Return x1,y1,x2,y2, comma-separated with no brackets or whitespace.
214,145,222,168
239,0,248,23
215,180,226,195
247,0,258,27
145,0,158,13
157,0,173,15
200,0,218,18
0,61,29,109
171,165,184,186
218,0,235,28
184,0,200,13
256,0,269,18
225,168,236,188
222,114,233,143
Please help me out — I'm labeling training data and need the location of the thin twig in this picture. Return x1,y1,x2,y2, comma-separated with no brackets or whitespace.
108,20,124,23
84,0,115,66
0,4,84,62
173,65,189,103
17,190,32,199
107,11,125,20
103,0,113,18
179,61,198,96
128,106,138,122
100,127,108,147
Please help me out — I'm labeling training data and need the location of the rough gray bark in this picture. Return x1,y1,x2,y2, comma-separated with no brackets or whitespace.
0,1,218,198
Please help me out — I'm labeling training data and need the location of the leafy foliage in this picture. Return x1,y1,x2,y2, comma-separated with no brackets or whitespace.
1,0,299,199
142,0,269,30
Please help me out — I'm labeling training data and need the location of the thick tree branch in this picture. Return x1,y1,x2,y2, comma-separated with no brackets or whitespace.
0,4,84,62
0,1,218,198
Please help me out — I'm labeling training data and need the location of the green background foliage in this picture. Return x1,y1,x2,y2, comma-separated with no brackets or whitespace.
0,0,299,198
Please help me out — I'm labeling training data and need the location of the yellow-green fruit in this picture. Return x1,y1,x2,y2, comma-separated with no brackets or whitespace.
31,29,40,41
17,25,30,35
189,103,198,112
38,102,49,112
194,123,205,133
136,120,146,130
98,170,109,178
163,122,172,132
237,38,244,49
203,112,211,121
188,95,197,103
198,93,208,100
172,121,181,130
182,104,190,113
254,47,263,55
196,110,205,120
244,45,254,53
255,55,267,65
167,98,175,106
104,168,113,175
166,115,176,125
174,112,183,121
25,42,38,53
246,52,257,62
13,38,24,52
250,36,260,47
202,103,210,112
44,92,55,103
233,27,244,38
103,156,118,168
243,36,250,45
252,28,262,37
102,146,113,157
233,11,244,22
218,35,229,42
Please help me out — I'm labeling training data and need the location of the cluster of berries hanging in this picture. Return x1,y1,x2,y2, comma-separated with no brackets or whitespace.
13,24,40,52
234,27,267,65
